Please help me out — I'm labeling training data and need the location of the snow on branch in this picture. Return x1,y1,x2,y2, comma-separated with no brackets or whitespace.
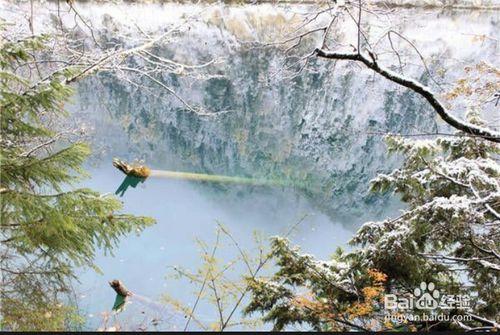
314,48,500,143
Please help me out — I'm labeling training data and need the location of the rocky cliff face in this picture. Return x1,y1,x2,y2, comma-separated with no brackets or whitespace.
2,2,498,220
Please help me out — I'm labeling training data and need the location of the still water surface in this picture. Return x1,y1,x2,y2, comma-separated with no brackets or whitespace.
65,4,498,329
76,163,362,329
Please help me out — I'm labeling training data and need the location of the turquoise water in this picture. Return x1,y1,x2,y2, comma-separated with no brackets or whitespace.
0,0,496,330
62,5,498,330
76,164,359,330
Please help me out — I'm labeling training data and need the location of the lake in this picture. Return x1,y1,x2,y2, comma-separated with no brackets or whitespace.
6,1,494,330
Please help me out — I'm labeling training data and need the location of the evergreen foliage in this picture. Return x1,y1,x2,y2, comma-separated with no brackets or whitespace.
0,33,154,330
245,122,499,331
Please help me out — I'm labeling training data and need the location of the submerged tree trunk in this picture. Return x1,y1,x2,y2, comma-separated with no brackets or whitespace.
109,279,132,297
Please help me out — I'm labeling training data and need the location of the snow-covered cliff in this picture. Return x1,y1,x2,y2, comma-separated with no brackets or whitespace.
2,1,498,220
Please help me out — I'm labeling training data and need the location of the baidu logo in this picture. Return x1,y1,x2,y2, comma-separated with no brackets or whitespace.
384,282,470,311
414,282,440,310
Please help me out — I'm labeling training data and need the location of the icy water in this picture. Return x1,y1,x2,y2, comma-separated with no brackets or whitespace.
16,2,491,330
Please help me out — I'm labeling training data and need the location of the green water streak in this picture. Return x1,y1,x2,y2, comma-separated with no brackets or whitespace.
150,170,290,187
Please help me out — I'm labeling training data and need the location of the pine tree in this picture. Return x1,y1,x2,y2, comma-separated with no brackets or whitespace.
245,120,499,331
0,34,154,330
244,61,500,331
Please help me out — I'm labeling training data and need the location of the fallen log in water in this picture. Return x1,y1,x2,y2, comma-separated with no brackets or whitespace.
112,158,288,187
113,159,151,178
109,278,181,319
109,279,132,297
109,279,132,313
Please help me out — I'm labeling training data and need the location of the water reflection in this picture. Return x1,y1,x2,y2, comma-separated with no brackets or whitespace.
115,175,146,197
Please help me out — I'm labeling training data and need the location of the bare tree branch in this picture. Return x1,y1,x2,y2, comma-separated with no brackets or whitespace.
314,48,500,142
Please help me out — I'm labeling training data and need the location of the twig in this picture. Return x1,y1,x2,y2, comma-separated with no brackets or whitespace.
184,229,221,331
